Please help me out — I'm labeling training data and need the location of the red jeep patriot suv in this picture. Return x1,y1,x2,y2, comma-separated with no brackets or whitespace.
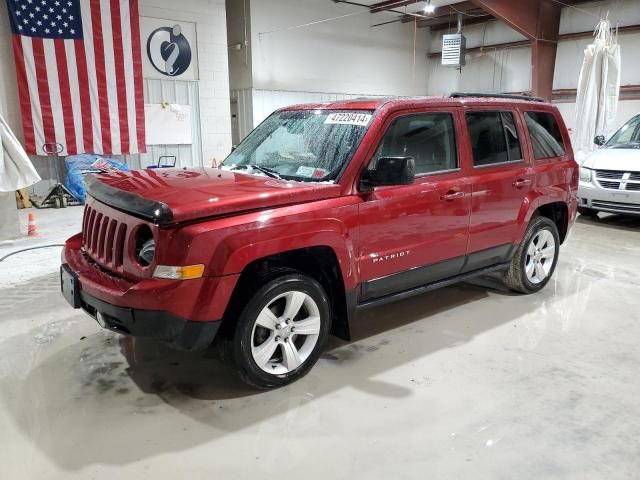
61,93,578,388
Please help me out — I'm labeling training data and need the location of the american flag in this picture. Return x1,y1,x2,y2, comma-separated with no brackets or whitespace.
5,0,146,156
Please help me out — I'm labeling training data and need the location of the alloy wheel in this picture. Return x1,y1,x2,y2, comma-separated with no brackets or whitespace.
525,228,556,284
250,291,321,375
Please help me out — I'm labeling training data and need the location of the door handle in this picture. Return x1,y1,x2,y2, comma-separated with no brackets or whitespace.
513,178,533,189
440,190,465,201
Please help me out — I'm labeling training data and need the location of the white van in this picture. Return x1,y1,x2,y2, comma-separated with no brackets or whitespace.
578,114,640,216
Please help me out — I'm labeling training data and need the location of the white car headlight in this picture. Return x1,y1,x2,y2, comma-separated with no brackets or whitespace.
579,167,592,183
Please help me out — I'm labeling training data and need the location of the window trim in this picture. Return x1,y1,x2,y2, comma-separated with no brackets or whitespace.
369,111,460,177
415,167,461,178
523,110,566,160
473,158,525,169
466,110,524,169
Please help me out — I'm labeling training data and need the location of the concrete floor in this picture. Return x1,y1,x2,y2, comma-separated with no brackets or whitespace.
1,207,639,479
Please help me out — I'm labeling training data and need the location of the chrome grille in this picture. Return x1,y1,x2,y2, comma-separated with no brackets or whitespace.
595,170,640,191
598,180,620,189
81,206,127,268
595,170,624,179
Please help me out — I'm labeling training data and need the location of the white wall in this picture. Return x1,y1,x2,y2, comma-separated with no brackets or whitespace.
427,0,640,95
556,99,640,138
225,0,430,139
428,18,529,94
249,0,430,97
251,88,386,126
140,0,232,166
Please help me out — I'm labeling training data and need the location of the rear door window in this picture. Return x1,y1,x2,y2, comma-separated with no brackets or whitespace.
466,111,523,167
524,112,566,159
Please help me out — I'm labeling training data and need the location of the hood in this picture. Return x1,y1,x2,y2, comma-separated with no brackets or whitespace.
582,147,640,171
87,168,341,225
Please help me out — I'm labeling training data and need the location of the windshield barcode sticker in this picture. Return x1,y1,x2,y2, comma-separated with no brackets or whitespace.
324,112,372,127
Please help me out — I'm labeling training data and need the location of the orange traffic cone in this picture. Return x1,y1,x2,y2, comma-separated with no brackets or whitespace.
27,212,38,237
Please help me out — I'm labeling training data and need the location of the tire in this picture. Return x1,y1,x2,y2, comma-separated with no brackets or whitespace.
228,273,331,389
503,216,560,294
578,206,598,218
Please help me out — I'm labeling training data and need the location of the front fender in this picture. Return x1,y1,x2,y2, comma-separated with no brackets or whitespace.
162,199,361,290
219,218,359,289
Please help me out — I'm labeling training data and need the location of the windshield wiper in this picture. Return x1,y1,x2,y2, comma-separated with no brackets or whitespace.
229,164,283,179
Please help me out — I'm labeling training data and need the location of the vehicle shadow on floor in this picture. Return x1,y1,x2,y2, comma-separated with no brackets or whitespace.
121,281,514,403
0,273,584,470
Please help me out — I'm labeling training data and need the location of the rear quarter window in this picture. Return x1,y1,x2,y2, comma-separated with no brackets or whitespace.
524,112,566,160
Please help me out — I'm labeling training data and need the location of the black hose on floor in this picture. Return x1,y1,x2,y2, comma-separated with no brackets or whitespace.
0,244,65,263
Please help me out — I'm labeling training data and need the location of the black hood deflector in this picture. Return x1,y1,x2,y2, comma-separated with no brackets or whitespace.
86,175,174,225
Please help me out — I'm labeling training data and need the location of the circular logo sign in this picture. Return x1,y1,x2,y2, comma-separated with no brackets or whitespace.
146,25,192,77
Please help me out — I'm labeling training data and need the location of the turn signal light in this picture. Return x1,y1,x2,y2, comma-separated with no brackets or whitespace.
153,264,205,280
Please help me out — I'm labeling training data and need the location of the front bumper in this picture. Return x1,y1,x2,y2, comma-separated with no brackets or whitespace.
62,264,220,351
61,235,239,351
578,182,640,215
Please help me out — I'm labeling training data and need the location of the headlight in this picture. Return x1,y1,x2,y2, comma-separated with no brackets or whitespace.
579,167,592,183
135,225,155,266
153,264,205,280
138,239,155,266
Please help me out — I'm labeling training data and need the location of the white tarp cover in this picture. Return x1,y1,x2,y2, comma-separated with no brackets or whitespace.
0,113,40,192
574,19,621,162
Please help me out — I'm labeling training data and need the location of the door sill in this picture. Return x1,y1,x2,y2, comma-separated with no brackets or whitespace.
355,263,510,310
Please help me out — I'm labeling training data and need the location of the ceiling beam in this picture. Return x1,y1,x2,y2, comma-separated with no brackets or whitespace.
369,0,420,13
332,0,427,19
417,13,493,29
401,1,481,22
368,0,597,32
413,0,595,29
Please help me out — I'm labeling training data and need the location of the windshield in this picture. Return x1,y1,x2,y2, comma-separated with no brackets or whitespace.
607,115,640,147
222,110,373,182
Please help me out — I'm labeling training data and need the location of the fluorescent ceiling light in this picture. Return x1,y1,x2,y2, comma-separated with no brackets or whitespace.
424,0,435,14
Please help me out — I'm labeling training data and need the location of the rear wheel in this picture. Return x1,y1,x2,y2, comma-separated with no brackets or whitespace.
503,216,560,294
229,273,331,389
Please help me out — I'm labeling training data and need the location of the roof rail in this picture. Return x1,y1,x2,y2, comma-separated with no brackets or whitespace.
449,92,546,103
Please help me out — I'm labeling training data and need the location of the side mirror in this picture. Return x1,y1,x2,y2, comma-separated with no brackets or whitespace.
361,156,415,190
594,135,606,146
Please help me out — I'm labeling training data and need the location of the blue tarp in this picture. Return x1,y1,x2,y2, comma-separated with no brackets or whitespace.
64,154,128,203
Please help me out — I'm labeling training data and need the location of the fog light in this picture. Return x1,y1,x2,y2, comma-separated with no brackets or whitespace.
153,264,205,280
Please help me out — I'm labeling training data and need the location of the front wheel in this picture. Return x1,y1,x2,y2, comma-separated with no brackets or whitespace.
229,273,331,389
503,216,560,294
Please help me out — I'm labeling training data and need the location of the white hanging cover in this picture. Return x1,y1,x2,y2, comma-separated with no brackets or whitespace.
0,112,41,192
574,19,621,162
